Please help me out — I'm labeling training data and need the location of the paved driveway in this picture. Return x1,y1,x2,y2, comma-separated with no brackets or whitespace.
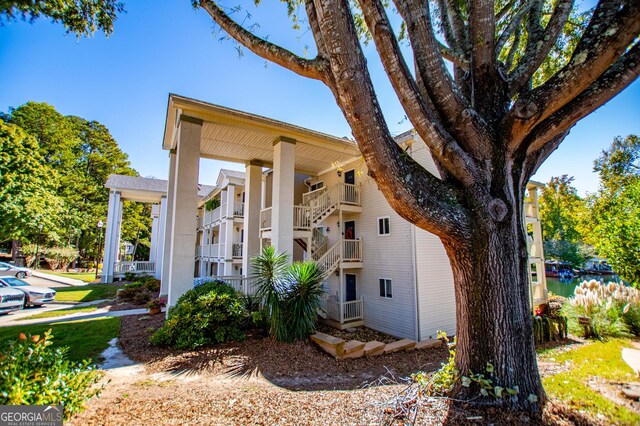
0,275,76,324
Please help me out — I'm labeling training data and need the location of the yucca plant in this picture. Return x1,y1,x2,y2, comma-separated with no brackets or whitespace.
282,261,325,342
252,246,289,340
251,247,325,342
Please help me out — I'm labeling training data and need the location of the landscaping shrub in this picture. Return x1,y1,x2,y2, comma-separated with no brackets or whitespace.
253,247,324,342
561,280,640,339
150,281,245,349
0,330,103,420
117,276,160,305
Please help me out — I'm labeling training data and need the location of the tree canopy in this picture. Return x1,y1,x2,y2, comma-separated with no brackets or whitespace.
0,0,124,36
587,135,640,286
1,102,151,263
0,120,62,241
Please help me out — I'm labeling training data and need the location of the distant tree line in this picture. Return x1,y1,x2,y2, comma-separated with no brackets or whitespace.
0,102,151,268
538,135,640,286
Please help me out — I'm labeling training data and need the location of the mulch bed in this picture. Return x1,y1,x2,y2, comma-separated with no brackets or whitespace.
119,314,449,391
67,316,602,425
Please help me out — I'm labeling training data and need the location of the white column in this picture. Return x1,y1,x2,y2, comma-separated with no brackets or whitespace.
223,184,236,275
149,204,160,264
116,200,123,261
155,197,167,279
167,116,202,308
101,190,121,283
243,162,262,275
271,137,296,259
160,154,176,295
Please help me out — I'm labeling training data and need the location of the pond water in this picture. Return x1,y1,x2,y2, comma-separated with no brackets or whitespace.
546,274,621,298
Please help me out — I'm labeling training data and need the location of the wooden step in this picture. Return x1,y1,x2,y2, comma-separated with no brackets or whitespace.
384,339,416,354
310,333,346,357
415,339,443,350
344,340,365,354
339,340,365,359
364,341,385,357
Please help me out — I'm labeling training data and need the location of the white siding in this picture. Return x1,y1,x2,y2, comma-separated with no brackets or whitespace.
311,160,417,339
409,136,457,339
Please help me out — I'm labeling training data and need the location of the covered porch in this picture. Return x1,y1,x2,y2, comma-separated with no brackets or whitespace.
162,94,361,308
101,175,167,283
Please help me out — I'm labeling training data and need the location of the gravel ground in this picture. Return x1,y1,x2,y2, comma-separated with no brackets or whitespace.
68,315,599,425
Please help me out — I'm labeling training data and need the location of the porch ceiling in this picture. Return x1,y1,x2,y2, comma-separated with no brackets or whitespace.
163,94,361,176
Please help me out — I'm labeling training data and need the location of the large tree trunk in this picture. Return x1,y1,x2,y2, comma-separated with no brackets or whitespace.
442,185,544,412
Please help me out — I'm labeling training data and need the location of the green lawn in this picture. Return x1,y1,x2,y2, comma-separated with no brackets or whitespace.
42,271,99,283
0,316,120,363
54,283,122,303
17,306,98,320
541,338,640,424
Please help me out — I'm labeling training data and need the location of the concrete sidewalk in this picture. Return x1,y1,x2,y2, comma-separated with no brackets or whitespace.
32,271,87,286
4,307,151,327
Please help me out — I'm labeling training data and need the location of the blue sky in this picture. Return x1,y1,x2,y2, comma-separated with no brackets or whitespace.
1,1,638,196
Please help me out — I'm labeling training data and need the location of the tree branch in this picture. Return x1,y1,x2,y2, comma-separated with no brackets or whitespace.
495,0,534,60
496,0,516,21
198,0,329,82
445,0,470,53
311,0,471,240
469,0,496,91
509,0,574,95
504,0,640,151
438,41,470,69
435,0,461,53
505,24,522,70
358,0,479,186
525,42,640,158
395,0,494,159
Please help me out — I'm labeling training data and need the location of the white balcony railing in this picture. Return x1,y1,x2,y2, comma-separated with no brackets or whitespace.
342,239,362,262
234,202,245,217
114,261,155,275
293,206,311,229
232,243,243,258
206,275,261,295
211,243,220,259
302,186,327,204
324,297,364,323
260,207,272,231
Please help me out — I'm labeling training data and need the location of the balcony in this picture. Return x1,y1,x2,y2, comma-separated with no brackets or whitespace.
324,297,364,324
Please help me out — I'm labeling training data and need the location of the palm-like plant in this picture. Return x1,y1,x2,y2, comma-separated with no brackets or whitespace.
283,261,325,341
252,246,288,339
252,246,325,342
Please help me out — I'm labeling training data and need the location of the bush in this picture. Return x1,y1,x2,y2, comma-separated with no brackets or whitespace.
44,247,79,271
0,330,103,420
150,281,246,349
117,277,159,305
141,277,160,293
253,247,324,342
561,280,640,339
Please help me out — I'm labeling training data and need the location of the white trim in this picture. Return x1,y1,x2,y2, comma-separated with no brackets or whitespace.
378,277,393,299
377,216,391,236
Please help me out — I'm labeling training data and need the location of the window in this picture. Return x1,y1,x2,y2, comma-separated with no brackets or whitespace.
378,216,390,235
379,278,392,298
310,181,324,191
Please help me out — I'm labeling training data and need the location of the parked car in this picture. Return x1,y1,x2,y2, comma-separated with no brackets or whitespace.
0,261,33,279
0,277,55,307
0,287,25,314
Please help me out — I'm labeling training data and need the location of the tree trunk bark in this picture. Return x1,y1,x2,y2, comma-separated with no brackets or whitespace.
442,191,545,412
